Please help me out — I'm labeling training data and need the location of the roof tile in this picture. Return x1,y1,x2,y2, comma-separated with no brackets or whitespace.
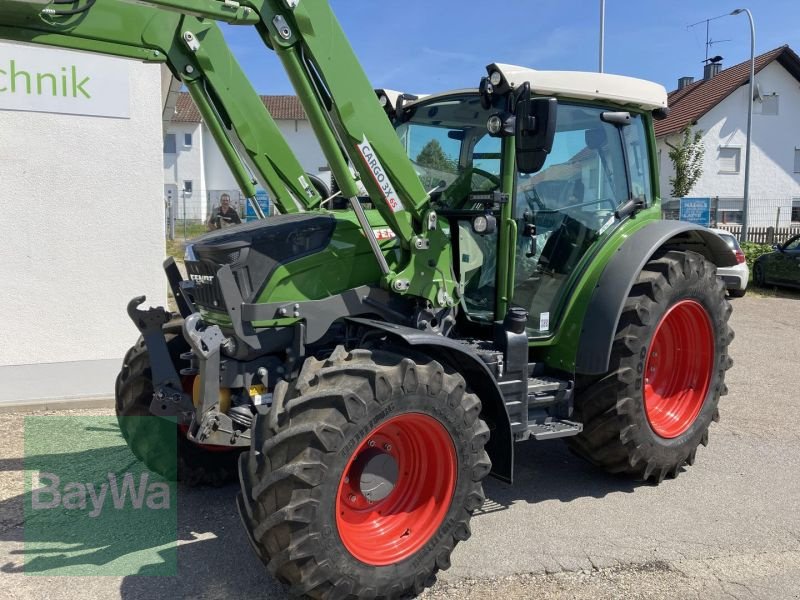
655,45,799,137
170,92,307,122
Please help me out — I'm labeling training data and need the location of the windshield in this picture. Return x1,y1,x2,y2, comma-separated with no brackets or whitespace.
395,94,502,208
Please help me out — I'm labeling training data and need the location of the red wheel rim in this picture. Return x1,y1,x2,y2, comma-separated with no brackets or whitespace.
644,299,715,438
335,413,457,566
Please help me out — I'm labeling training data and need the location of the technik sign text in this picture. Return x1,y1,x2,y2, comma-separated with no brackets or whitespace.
0,41,130,119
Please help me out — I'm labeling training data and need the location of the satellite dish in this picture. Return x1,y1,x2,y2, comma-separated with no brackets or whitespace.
753,82,764,102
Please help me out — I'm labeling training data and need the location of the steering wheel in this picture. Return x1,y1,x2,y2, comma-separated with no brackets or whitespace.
471,167,501,188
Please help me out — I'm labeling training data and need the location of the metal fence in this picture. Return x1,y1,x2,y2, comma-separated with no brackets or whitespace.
662,197,800,243
165,189,248,241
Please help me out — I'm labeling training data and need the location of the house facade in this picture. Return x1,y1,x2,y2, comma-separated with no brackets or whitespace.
163,93,330,222
655,46,800,227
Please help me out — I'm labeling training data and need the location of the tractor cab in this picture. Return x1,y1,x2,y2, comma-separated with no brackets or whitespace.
393,66,667,338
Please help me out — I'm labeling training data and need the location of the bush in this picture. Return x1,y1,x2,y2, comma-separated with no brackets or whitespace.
740,241,774,273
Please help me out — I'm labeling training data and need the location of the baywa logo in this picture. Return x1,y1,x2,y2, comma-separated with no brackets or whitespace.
22,416,178,576
32,471,171,518
0,60,91,98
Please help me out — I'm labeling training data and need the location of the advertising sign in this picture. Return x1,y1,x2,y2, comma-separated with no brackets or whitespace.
679,197,711,227
246,188,270,221
0,41,130,118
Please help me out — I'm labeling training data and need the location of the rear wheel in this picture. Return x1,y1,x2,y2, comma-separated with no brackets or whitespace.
568,251,734,482
115,322,241,486
238,346,491,599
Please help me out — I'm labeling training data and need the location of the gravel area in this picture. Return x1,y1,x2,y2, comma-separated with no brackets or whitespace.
1,295,798,599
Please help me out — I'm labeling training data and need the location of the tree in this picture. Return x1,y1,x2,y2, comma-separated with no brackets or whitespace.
415,140,454,172
666,126,705,198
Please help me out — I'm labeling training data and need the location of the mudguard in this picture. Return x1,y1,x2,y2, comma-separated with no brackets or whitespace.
575,220,736,375
347,317,515,483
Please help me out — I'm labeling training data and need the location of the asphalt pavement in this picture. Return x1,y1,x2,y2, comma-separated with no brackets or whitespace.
1,295,798,599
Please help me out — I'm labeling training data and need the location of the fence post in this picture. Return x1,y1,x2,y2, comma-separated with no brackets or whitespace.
167,198,175,241
775,206,781,231
766,226,774,244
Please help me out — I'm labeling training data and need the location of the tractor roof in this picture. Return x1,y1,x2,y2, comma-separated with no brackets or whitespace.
490,64,668,111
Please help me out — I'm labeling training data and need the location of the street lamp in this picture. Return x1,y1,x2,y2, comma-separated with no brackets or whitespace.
599,0,606,72
731,8,755,242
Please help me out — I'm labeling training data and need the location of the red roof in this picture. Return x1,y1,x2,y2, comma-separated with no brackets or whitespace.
171,92,306,122
654,45,800,137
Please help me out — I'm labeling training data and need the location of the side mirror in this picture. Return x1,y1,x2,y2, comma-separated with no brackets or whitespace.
773,244,782,251
515,85,557,174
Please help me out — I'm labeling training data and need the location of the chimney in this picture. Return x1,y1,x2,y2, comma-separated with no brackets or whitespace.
703,56,724,80
678,76,694,90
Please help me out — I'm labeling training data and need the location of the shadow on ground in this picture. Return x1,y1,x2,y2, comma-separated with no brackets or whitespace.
1,421,652,598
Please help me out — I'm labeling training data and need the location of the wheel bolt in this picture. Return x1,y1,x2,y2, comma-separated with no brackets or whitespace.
368,439,376,448
383,443,392,451
344,476,349,483
349,494,357,502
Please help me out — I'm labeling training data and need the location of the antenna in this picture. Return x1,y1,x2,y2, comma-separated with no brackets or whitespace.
687,13,732,62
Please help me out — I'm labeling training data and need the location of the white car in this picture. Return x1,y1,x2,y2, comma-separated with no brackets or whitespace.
710,228,749,297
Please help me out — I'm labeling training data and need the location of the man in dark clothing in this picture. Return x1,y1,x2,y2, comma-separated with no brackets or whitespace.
207,193,242,230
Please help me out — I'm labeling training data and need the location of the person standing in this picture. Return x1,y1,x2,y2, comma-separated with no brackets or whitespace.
206,193,242,230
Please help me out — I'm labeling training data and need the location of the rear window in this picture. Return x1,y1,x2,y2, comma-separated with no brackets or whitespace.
718,233,740,251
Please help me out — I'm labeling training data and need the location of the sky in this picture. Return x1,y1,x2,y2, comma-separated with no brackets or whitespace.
221,0,800,96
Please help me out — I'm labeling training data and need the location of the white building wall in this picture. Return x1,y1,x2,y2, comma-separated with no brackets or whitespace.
164,121,206,220
202,118,331,200
0,54,165,402
657,62,800,227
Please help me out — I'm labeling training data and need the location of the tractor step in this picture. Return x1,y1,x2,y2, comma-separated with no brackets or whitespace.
526,418,583,440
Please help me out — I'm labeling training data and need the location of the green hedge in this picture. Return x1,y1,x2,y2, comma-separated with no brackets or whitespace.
740,241,774,273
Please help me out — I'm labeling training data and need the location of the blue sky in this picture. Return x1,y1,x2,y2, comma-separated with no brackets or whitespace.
222,0,799,95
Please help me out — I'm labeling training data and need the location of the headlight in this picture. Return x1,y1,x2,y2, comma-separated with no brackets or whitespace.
489,70,503,87
184,243,197,261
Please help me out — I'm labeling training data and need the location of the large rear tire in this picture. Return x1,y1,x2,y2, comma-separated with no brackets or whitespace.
567,251,734,483
115,322,241,486
238,346,491,599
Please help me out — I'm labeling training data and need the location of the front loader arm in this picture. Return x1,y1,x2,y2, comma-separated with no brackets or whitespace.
0,0,322,214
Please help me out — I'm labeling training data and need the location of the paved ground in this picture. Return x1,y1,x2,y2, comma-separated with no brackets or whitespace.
1,295,799,599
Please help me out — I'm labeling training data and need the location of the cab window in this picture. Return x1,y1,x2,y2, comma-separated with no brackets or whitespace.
513,103,632,336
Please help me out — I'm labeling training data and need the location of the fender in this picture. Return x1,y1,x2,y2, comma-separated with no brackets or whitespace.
347,317,515,483
575,220,736,375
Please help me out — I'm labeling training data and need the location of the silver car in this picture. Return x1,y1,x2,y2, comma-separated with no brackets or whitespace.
710,228,749,297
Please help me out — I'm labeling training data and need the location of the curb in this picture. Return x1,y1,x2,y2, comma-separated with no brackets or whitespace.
0,396,114,414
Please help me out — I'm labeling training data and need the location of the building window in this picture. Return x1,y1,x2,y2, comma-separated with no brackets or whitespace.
163,133,176,154
184,133,193,147
760,94,779,116
183,180,193,194
792,199,800,223
719,147,741,173
794,149,800,173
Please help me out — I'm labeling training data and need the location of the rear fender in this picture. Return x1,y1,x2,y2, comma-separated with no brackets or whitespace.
347,318,514,483
575,220,736,375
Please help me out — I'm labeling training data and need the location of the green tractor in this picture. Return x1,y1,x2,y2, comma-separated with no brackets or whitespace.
3,0,735,597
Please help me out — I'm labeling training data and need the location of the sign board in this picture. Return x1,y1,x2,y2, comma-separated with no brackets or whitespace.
0,41,130,119
679,197,711,227
246,188,270,221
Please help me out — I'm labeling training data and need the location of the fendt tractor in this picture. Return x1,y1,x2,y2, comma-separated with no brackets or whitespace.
2,0,736,597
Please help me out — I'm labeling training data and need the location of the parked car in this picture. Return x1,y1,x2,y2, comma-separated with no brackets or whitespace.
710,228,749,297
753,234,800,290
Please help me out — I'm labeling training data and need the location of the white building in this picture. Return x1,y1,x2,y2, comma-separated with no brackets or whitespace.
163,93,330,221
655,45,800,227
0,41,168,404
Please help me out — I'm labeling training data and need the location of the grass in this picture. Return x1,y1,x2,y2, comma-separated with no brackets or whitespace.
166,222,208,261
747,284,800,300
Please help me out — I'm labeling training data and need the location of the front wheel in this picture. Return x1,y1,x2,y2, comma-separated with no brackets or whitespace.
237,346,491,598
568,251,734,483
